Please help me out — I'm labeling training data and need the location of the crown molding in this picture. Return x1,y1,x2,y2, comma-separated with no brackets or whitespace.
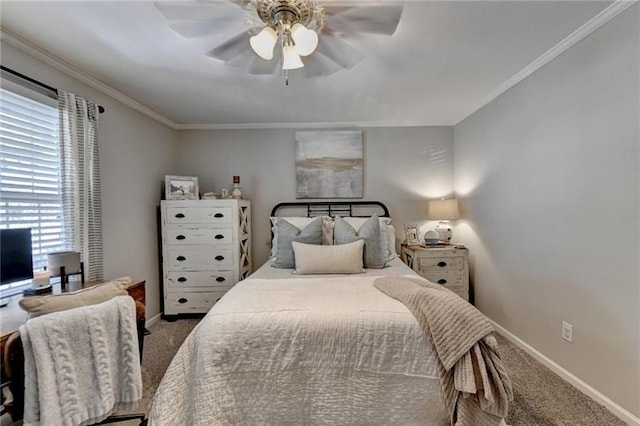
2,0,634,131
455,0,637,125
0,28,180,129
173,120,453,130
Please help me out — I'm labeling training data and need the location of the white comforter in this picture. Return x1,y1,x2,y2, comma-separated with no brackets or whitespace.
149,274,451,425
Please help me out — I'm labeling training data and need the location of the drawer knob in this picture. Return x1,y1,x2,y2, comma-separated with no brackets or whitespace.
214,213,224,218
178,298,188,304
215,255,225,261
177,277,187,282
215,277,226,282
175,213,185,218
437,261,447,267
437,279,447,285
176,235,186,240
214,234,224,240
176,256,186,261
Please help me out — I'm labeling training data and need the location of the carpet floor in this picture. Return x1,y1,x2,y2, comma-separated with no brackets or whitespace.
133,318,625,426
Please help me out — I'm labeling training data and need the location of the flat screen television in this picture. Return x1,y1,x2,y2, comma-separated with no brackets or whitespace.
1,228,34,285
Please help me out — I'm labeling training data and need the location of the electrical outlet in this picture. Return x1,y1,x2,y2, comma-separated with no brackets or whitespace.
562,321,573,343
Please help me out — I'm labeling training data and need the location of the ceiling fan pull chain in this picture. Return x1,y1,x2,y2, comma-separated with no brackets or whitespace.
284,69,289,86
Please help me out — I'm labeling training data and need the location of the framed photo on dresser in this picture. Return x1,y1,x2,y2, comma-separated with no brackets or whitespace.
165,175,199,200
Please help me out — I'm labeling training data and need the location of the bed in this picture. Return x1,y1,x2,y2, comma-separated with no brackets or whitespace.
148,202,510,426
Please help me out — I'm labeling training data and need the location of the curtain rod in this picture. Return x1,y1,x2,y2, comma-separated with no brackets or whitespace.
0,65,105,114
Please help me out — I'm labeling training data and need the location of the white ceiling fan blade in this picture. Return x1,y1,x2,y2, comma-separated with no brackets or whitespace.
248,45,281,75
154,1,244,21
301,50,344,78
206,28,258,62
325,3,405,36
315,35,365,70
321,5,359,18
226,0,252,8
168,19,239,38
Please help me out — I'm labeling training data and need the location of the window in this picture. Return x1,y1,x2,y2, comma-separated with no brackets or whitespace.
0,88,63,289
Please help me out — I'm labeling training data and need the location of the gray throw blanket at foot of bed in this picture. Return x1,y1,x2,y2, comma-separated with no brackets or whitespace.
374,276,513,426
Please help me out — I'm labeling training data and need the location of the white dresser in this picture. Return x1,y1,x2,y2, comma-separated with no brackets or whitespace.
160,199,252,316
401,245,469,301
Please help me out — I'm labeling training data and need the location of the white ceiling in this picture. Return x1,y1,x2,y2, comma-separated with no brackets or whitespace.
0,1,614,128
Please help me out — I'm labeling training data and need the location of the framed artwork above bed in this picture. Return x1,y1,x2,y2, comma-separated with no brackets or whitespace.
295,130,363,199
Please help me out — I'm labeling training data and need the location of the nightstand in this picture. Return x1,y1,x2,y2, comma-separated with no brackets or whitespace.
401,245,470,301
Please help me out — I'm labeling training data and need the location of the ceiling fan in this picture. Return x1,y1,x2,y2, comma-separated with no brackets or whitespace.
155,0,405,84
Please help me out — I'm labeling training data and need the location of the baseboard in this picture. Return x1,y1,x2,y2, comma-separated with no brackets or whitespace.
145,313,161,328
492,321,640,426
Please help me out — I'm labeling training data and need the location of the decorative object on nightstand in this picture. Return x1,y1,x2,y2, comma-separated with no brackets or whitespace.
403,224,420,246
427,198,459,243
401,245,470,301
423,230,443,246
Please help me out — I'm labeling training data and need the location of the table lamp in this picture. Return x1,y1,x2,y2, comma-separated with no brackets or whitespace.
427,198,460,243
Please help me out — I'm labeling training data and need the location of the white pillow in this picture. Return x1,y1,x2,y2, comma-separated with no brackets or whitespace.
342,217,396,261
386,225,398,258
292,240,364,274
270,216,333,257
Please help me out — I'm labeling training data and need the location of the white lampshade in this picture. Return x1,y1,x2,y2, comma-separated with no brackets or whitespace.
47,251,81,275
282,45,304,70
427,199,460,220
291,23,318,56
250,27,278,60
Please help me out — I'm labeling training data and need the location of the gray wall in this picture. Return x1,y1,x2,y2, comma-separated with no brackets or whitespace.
1,41,178,319
175,127,454,266
453,6,639,416
4,7,638,416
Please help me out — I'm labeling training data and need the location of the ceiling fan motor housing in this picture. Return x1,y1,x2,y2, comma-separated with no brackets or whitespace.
256,0,315,28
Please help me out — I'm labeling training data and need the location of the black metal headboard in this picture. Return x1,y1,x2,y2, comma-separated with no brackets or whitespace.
271,201,390,218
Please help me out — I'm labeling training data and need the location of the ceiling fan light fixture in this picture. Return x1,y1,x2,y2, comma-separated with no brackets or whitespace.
291,23,318,56
249,26,278,60
282,45,304,70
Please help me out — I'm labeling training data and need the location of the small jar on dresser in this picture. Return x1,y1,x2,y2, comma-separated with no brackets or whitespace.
160,199,251,317
401,245,470,301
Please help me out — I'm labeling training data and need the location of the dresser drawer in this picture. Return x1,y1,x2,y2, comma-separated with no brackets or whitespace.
166,270,234,290
165,227,233,245
418,257,464,271
420,270,466,288
164,291,226,314
165,207,233,224
166,248,234,270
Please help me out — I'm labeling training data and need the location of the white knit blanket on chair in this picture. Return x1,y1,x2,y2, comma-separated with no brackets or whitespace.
20,295,142,426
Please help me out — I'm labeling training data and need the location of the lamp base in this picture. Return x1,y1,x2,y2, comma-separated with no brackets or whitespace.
435,221,453,243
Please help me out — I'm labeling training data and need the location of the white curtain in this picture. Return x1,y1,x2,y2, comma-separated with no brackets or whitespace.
58,90,103,281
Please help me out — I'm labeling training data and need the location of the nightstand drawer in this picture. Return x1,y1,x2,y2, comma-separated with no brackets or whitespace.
402,245,469,302
418,257,464,271
420,270,465,288
451,290,469,301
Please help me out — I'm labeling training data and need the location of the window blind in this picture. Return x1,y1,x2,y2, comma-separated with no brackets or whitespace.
0,88,63,278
